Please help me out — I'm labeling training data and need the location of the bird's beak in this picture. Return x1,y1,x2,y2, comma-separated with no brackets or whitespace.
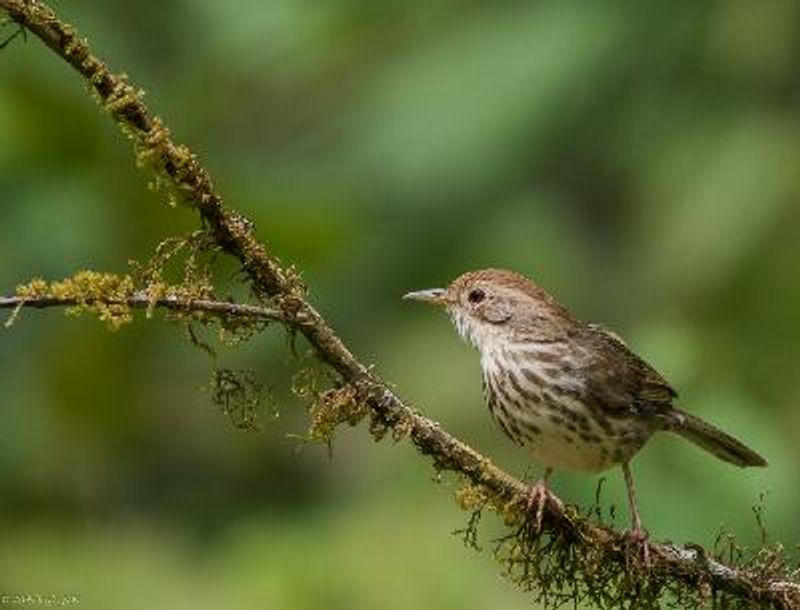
403,288,447,306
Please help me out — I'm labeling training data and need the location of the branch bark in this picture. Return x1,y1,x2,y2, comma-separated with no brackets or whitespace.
1,1,798,607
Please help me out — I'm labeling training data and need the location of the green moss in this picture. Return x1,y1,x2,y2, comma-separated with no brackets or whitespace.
132,117,200,209
308,384,368,445
210,368,266,431
133,232,216,303
17,271,135,330
131,231,270,350
290,365,379,452
375,407,414,443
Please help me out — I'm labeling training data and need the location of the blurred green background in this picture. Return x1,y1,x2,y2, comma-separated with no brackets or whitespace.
2,1,799,608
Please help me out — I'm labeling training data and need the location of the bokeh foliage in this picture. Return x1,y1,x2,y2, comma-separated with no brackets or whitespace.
1,1,799,608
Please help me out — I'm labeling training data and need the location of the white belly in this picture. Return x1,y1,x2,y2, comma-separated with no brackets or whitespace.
495,395,621,471
523,411,617,472
480,347,652,472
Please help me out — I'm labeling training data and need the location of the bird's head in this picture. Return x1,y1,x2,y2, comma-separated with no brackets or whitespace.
403,268,570,351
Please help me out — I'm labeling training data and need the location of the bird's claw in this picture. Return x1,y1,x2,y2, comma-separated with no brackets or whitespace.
623,527,653,568
524,480,563,532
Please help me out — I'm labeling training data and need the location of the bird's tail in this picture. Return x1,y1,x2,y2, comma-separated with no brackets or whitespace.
668,409,767,467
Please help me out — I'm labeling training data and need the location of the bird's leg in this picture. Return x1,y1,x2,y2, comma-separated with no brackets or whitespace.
622,461,651,566
525,467,562,531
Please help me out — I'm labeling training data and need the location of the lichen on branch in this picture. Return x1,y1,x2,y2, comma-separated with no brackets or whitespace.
2,272,284,336
16,271,136,330
211,367,267,432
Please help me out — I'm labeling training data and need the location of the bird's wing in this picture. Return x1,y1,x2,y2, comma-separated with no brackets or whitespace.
581,324,677,417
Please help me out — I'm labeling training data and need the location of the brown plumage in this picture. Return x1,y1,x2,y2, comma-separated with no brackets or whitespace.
404,268,766,540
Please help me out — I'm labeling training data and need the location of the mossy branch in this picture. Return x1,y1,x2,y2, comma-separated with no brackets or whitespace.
0,291,286,326
2,1,799,608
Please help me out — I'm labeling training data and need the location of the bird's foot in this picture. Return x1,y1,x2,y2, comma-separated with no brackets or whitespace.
622,526,653,568
524,480,563,532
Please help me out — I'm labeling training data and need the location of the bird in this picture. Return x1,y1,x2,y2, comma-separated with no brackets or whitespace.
403,268,766,552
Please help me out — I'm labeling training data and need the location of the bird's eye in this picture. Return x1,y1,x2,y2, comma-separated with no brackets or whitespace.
467,288,485,304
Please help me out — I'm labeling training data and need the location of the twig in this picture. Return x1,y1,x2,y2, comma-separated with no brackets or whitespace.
0,293,287,323
1,1,798,607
